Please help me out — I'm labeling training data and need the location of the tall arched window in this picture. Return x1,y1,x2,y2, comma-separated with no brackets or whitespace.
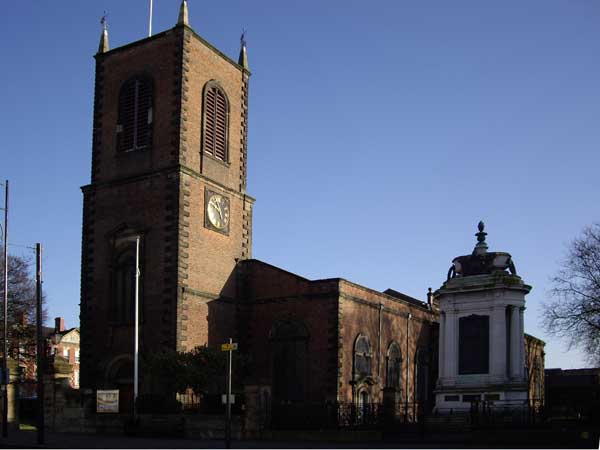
533,358,542,400
414,348,429,403
270,320,309,403
353,335,372,380
117,76,153,152
202,81,229,162
109,239,144,324
113,246,136,323
386,342,402,390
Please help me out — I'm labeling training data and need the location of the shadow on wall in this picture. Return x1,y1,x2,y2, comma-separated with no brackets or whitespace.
206,262,241,348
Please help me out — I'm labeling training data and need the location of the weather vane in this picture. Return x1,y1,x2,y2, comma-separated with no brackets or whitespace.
240,29,247,47
100,11,108,31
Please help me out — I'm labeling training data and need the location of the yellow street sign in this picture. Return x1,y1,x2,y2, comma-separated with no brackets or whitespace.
221,342,238,352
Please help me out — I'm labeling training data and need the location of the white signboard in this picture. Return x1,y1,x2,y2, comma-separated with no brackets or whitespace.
96,390,119,413
221,394,235,405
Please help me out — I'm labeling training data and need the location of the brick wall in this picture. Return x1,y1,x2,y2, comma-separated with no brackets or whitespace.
239,260,339,402
338,281,437,404
80,23,252,389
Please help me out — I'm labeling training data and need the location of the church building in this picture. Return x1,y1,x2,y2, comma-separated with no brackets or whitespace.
79,1,544,425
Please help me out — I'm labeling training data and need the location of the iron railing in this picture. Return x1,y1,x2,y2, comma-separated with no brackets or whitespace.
469,399,546,427
269,401,426,429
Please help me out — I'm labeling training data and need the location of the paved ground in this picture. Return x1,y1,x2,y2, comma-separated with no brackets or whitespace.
0,430,450,449
0,428,597,449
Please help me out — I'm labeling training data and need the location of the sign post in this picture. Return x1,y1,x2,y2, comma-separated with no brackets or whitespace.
221,338,237,449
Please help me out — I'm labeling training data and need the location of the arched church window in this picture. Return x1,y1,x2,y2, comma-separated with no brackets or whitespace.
353,334,372,380
202,81,229,162
386,342,402,390
116,76,153,152
270,320,308,403
533,358,542,400
113,246,137,323
414,348,429,402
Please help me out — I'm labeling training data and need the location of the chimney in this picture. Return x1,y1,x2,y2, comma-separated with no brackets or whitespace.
55,317,65,333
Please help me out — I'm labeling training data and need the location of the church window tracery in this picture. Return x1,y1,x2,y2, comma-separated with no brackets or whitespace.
386,341,402,390
353,334,372,380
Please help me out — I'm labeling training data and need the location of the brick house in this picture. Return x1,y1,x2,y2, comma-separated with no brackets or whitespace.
47,317,81,389
79,1,544,421
7,316,80,399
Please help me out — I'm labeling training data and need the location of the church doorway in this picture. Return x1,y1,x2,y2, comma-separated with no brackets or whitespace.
270,320,309,404
357,388,371,424
105,356,134,414
269,321,309,428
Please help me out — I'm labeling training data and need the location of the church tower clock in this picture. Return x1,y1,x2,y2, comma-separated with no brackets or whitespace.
79,1,254,406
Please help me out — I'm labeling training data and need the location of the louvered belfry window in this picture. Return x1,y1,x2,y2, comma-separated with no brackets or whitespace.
117,77,153,152
203,82,228,161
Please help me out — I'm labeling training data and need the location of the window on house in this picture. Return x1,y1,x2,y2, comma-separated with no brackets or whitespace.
75,349,80,363
354,335,372,380
202,82,229,162
74,370,79,387
117,76,153,152
63,348,68,358
386,342,402,390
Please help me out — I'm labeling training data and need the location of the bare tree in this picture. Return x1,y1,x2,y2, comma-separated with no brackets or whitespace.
0,247,47,364
542,224,600,365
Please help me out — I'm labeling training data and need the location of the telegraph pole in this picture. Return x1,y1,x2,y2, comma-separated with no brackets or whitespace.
1,180,8,438
35,244,44,445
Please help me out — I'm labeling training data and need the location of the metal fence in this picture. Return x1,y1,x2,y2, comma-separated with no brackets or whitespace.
269,401,426,430
469,399,546,427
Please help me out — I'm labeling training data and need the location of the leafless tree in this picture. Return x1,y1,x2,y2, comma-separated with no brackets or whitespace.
0,247,47,364
542,224,600,365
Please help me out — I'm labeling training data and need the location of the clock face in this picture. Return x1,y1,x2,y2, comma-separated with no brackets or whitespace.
207,194,230,230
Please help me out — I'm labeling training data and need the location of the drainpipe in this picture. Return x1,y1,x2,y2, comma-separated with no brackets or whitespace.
405,312,411,421
378,303,383,380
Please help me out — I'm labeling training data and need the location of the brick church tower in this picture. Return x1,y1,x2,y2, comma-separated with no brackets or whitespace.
79,1,253,404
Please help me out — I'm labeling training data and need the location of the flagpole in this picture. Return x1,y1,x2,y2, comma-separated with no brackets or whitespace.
148,0,153,37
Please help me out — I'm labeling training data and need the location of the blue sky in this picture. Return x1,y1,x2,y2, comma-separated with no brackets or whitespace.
1,1,598,369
